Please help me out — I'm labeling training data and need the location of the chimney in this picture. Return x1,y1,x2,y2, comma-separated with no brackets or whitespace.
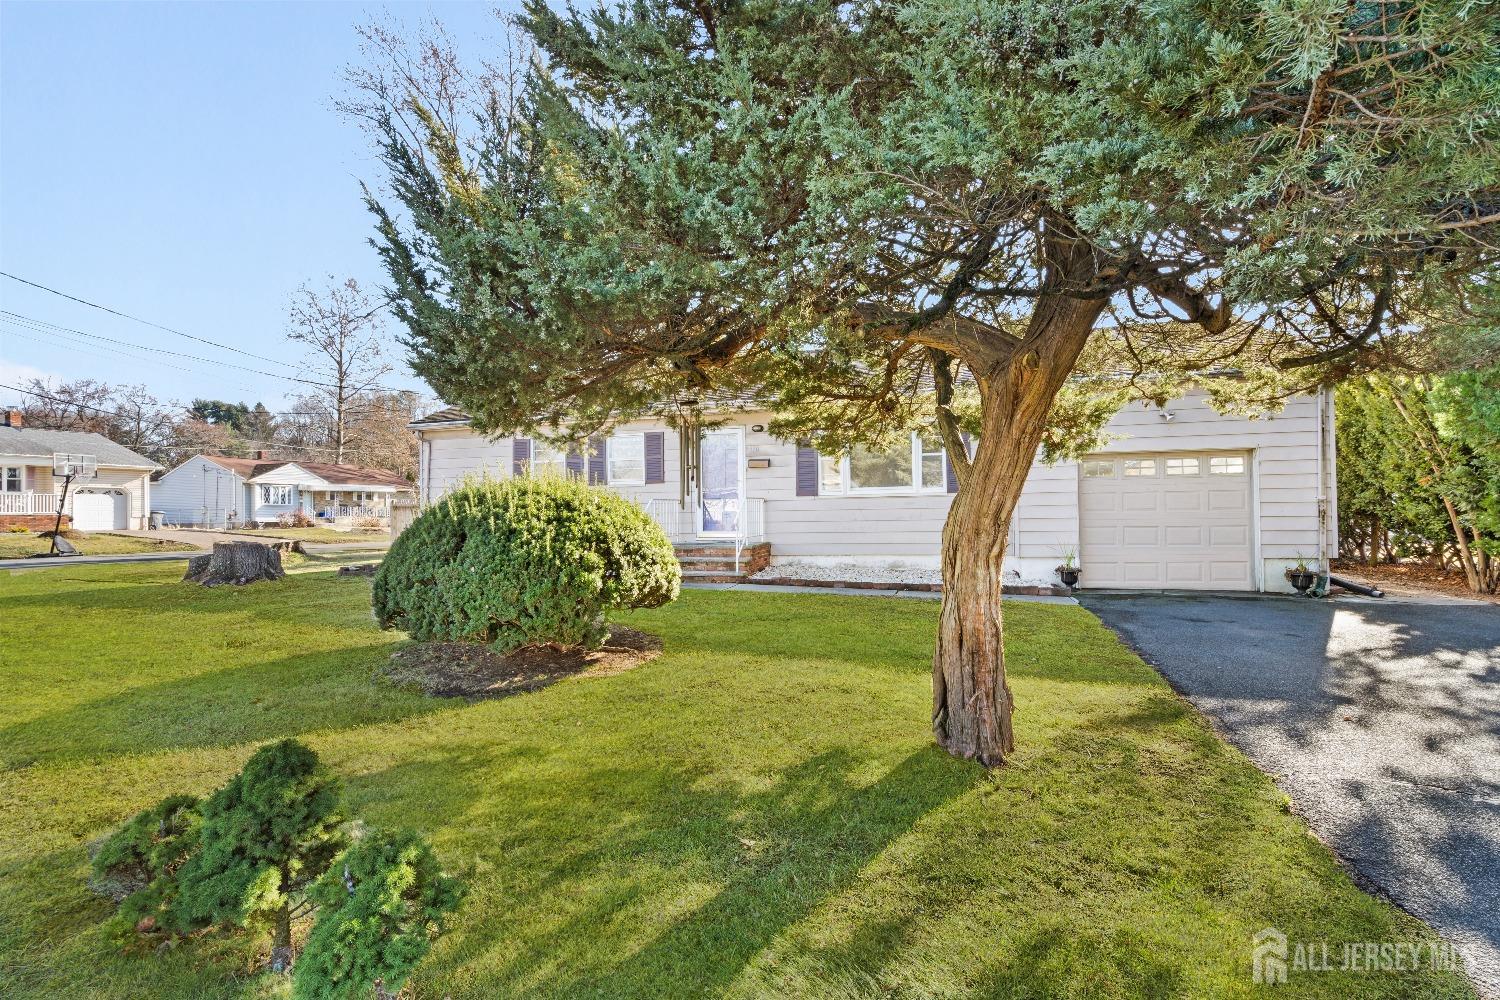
3,408,21,429
256,449,269,460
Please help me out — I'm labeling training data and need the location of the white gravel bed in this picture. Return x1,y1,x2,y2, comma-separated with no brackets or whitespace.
752,558,943,586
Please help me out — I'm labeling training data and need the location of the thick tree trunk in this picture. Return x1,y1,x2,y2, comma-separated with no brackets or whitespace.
269,904,293,973
932,292,1102,767
183,542,285,586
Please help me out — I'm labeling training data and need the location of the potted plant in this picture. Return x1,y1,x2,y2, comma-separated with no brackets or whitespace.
1056,547,1081,589
1285,556,1317,594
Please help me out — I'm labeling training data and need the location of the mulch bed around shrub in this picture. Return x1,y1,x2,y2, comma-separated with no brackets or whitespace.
379,625,663,700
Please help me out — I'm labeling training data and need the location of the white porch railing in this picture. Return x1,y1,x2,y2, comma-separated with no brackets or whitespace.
643,497,767,573
0,492,59,515
324,504,390,519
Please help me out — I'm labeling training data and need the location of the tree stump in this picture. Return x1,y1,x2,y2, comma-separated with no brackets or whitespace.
183,542,285,586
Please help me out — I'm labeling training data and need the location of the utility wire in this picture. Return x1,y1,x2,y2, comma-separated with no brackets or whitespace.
0,270,425,396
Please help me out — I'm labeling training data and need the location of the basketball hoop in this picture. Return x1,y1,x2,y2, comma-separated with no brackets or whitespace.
52,453,98,481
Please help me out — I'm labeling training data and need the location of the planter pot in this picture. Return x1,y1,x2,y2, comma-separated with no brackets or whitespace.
1286,569,1316,594
1058,567,1081,589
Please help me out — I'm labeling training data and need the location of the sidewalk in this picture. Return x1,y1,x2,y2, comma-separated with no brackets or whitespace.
683,580,1077,604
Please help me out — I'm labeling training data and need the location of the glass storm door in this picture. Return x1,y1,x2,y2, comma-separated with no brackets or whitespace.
698,428,744,536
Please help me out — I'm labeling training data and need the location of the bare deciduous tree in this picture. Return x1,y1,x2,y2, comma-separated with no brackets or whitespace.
285,278,394,464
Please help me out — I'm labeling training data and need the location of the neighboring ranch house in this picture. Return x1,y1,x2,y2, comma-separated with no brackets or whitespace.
153,453,415,528
0,409,160,530
409,387,1338,594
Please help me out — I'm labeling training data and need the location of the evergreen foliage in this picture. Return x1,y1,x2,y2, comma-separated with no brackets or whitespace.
1337,366,1500,590
292,830,465,1000
170,740,346,942
373,475,680,652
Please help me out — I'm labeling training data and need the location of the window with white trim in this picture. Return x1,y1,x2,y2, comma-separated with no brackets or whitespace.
1122,458,1157,477
832,431,949,494
818,453,844,495
1209,455,1245,475
1081,459,1113,478
2,467,21,492
259,485,293,505
1164,457,1202,476
607,432,645,485
917,432,946,490
529,441,568,476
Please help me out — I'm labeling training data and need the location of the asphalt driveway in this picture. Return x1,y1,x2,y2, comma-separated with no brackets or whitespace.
1079,593,1500,996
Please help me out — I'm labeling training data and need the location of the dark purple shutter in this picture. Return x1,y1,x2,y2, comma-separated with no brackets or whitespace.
565,448,584,477
644,432,665,484
512,437,531,476
587,436,607,484
795,442,819,496
946,433,970,493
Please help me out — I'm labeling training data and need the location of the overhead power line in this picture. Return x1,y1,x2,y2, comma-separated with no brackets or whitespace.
0,270,424,397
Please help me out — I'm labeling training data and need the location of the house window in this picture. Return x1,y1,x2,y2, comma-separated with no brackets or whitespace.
834,431,949,494
2,467,21,492
1122,458,1157,477
259,485,293,505
916,433,946,491
607,432,645,484
819,453,844,495
529,441,569,476
848,438,914,491
1165,457,1201,476
1210,456,1246,475
1081,459,1113,478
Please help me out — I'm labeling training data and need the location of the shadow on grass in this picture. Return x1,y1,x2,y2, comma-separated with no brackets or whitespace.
353,745,980,997
0,644,445,767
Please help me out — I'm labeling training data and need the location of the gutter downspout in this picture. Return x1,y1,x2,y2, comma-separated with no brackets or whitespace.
1315,386,1332,594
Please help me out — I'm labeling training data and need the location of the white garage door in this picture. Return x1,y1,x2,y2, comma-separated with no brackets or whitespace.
72,490,127,531
1079,452,1252,590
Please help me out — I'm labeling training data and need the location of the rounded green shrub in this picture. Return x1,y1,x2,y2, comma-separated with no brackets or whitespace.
373,475,680,651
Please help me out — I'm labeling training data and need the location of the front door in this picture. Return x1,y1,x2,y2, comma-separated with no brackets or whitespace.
698,428,744,536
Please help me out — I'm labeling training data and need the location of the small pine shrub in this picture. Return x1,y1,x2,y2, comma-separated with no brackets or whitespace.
373,475,679,651
170,740,347,967
92,794,201,895
293,830,465,1000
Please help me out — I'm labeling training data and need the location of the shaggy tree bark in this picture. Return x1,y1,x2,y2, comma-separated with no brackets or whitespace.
183,542,285,586
932,295,1104,766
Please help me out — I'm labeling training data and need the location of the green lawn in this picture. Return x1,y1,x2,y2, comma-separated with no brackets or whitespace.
0,564,1471,999
228,527,391,544
0,531,199,558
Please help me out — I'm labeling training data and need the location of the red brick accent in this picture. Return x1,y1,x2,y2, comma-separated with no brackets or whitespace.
0,514,70,531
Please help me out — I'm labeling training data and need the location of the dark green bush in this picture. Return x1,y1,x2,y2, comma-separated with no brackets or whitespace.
171,739,347,967
373,475,679,651
92,793,201,894
293,830,465,1000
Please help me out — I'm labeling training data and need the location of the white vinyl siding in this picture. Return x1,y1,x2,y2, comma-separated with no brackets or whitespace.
153,458,244,527
418,389,1330,592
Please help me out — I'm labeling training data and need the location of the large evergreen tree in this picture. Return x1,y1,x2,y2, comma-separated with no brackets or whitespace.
362,0,1499,765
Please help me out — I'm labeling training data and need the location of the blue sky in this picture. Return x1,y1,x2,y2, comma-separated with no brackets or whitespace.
0,0,520,415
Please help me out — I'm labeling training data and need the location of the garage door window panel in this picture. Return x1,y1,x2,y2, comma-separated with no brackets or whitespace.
1165,457,1201,476
1210,456,1245,475
1123,459,1158,477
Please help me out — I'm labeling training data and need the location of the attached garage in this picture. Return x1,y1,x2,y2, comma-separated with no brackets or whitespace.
71,489,128,531
1079,451,1254,591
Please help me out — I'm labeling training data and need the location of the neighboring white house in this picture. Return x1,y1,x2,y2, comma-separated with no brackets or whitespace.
153,453,415,528
409,387,1338,594
0,409,160,530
